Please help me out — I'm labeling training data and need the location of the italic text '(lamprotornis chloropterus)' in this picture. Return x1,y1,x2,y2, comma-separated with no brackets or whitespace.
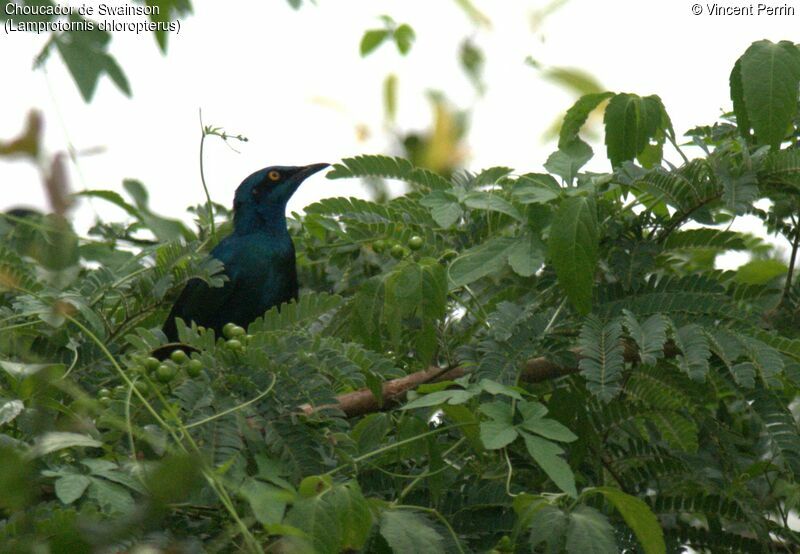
162,163,329,342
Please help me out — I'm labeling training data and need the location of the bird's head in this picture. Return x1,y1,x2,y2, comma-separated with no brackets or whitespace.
232,163,329,232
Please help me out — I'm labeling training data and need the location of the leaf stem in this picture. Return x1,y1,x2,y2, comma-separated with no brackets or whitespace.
185,374,276,429
199,108,216,240
394,504,466,554
395,437,466,502
327,423,467,476
782,219,799,304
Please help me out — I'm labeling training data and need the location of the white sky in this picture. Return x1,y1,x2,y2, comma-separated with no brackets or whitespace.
1,0,798,255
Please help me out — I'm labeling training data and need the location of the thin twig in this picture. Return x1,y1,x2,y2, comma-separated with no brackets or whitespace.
198,108,216,240
782,219,799,304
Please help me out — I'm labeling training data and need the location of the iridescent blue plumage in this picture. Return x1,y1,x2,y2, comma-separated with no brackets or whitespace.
162,163,328,341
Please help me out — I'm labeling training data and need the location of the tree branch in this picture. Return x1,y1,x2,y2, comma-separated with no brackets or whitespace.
300,341,679,418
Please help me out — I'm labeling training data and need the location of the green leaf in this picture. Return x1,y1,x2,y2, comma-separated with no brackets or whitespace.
327,482,373,551
329,155,452,191
522,433,577,497
731,362,756,388
393,24,415,55
737,40,800,148
441,404,484,452
750,389,800,472
735,259,787,284
249,292,343,334
578,316,625,401
622,311,669,366
421,190,463,227
0,446,33,510
742,335,784,387
480,421,519,450
478,379,523,400
384,73,397,122
350,413,391,453
452,0,491,26
591,487,666,554
285,495,343,554
145,0,192,53
349,278,385,350
603,93,668,167
517,400,548,422
143,454,203,506
472,166,514,187
673,325,710,381
479,400,518,449
540,66,604,97
460,39,485,94
463,191,524,221
54,474,91,505
730,59,752,140
360,29,390,56
383,258,447,363
522,417,578,443
663,229,747,252
548,196,598,314
87,478,134,514
719,166,758,215
565,505,617,554
73,189,142,219
760,149,800,188
241,479,291,525
528,504,569,553
0,399,24,426
544,140,593,184
559,92,614,149
648,411,698,452
403,389,476,410
506,233,545,277
30,432,102,457
123,179,191,241
448,237,515,288
380,510,445,554
512,173,561,204
54,25,131,101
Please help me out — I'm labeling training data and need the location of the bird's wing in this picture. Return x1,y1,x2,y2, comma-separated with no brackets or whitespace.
162,238,243,340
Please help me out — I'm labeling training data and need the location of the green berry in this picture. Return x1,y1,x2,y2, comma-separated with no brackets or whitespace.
298,475,333,498
372,239,386,253
225,339,242,350
170,350,188,364
222,322,237,338
230,325,246,337
408,235,424,250
156,364,177,383
144,357,160,373
186,359,203,377
98,388,111,399
99,397,112,407
390,244,406,259
133,380,148,393
114,385,126,395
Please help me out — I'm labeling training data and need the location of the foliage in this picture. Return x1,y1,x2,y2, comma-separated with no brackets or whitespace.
4,28,800,554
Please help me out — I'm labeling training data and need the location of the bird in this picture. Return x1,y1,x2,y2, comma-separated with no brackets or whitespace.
162,163,329,342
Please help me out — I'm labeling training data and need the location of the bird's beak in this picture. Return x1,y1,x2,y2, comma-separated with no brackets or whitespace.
294,163,330,182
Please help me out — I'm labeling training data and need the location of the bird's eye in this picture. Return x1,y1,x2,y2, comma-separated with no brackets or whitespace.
268,170,281,181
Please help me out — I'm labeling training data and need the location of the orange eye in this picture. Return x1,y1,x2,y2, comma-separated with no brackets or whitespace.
268,170,281,181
